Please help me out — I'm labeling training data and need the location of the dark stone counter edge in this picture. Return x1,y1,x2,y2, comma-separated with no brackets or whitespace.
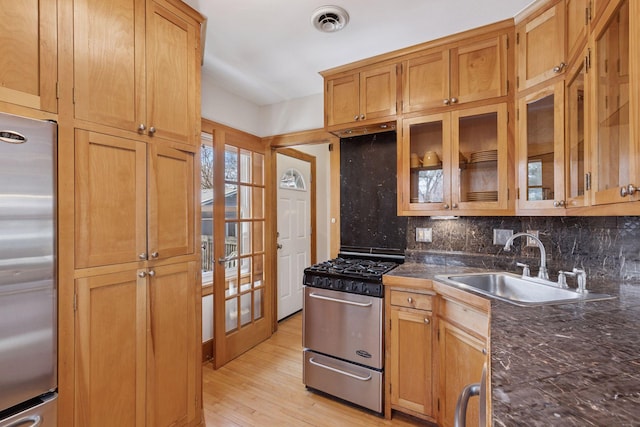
385,263,640,426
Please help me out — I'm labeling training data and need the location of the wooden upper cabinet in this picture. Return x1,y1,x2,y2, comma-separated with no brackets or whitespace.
403,49,450,113
73,0,145,133
146,1,198,145
325,63,398,129
74,0,199,145
75,129,195,268
403,33,508,114
451,35,508,105
566,0,590,64
0,0,57,113
517,1,566,91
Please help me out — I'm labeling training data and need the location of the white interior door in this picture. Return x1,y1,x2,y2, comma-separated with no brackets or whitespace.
277,153,311,320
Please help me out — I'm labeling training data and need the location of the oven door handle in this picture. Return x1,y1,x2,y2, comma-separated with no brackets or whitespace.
308,292,373,307
309,357,372,381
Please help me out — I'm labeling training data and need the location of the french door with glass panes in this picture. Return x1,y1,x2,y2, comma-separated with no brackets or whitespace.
210,138,270,368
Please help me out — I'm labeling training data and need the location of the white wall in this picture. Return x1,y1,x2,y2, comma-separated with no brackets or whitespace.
259,94,324,137
201,78,262,136
201,77,323,137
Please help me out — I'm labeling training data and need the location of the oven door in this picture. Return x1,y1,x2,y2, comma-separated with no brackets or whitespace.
303,287,383,369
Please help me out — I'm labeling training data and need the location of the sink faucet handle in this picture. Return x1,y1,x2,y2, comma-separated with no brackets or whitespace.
557,271,568,288
564,268,588,293
516,262,530,277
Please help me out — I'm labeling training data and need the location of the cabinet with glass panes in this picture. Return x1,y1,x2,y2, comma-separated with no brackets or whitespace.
399,103,510,216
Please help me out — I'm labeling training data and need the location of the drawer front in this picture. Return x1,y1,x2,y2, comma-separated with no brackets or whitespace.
390,290,433,311
303,350,382,413
440,297,488,338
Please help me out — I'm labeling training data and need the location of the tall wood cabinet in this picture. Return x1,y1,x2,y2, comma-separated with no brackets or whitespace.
57,0,204,426
0,0,57,113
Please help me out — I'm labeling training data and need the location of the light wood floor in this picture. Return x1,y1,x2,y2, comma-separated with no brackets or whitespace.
202,312,425,426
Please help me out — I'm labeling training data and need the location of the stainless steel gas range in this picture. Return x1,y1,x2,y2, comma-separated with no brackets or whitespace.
302,257,399,413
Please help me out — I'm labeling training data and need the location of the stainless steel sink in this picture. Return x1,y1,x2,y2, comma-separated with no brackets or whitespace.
435,272,615,306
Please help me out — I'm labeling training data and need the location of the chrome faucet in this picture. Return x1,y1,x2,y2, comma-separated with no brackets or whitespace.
503,232,549,280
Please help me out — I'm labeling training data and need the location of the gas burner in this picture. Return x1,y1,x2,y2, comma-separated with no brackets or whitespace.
303,257,399,297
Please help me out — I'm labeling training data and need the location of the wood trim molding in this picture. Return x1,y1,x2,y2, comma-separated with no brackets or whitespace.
263,128,338,148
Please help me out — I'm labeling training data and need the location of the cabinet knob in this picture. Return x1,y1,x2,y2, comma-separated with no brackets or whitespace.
619,184,636,197
139,253,147,260
443,203,450,209
443,99,450,105
138,271,147,278
150,251,159,258
137,124,146,133
452,203,458,209
360,114,365,120
553,200,565,207
148,126,156,135
482,348,487,355
354,115,360,121
148,270,156,277
407,297,414,304
553,62,566,73
424,318,430,324
450,97,458,104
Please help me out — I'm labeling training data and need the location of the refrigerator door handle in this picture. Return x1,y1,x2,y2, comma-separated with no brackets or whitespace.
4,415,42,427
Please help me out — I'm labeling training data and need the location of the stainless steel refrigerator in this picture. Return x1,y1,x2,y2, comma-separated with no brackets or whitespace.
0,112,57,426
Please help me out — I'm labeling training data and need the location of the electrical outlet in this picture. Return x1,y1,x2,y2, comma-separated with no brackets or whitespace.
526,230,540,247
493,229,513,245
416,227,432,243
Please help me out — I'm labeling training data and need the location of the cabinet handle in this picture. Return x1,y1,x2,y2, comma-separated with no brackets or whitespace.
354,115,360,121
482,348,487,355
407,297,413,304
424,318,430,324
148,270,156,277
360,114,365,120
443,203,450,209
450,97,458,104
443,99,450,105
138,271,147,278
139,253,147,260
148,126,156,135
452,203,458,209
137,124,146,133
150,251,159,258
553,62,566,73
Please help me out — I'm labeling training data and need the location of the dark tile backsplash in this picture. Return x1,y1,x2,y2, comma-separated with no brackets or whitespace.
406,216,640,281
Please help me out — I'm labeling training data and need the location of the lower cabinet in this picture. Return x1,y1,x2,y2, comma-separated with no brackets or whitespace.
385,284,489,426
438,319,488,427
74,261,198,427
386,289,435,422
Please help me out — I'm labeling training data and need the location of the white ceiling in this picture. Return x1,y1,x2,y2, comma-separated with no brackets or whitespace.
182,0,536,107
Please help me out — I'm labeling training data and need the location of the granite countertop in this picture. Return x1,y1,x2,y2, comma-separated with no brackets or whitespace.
385,263,640,426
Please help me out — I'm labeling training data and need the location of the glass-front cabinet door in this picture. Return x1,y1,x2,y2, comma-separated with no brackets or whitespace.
517,81,565,212
565,47,590,209
400,104,508,215
452,104,508,211
403,113,451,213
591,0,633,205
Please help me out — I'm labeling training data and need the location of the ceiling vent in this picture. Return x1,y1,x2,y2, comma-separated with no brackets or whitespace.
311,6,349,33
